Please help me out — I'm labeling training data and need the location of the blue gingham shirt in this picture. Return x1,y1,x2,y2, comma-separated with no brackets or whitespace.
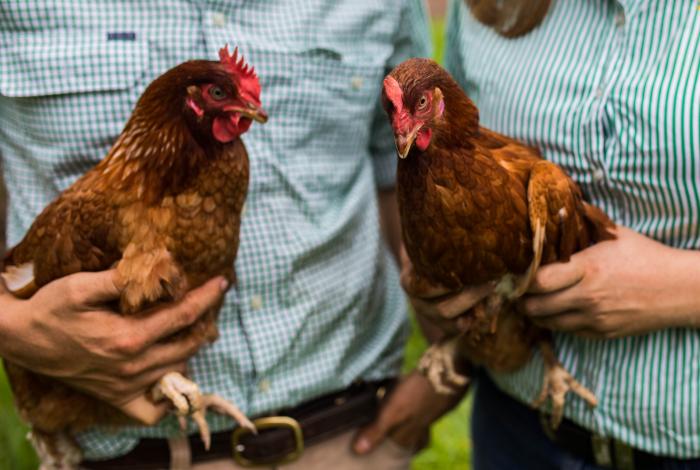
0,0,430,458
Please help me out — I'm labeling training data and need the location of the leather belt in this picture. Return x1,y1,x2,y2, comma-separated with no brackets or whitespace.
82,379,395,469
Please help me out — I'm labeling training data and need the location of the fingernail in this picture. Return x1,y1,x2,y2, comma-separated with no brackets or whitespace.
219,278,229,291
354,438,371,454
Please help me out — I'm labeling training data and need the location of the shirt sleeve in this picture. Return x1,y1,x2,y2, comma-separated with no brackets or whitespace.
369,0,432,190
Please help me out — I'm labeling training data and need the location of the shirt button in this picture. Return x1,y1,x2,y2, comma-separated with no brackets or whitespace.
614,12,625,27
350,76,364,90
250,294,263,310
594,87,604,98
258,379,270,392
593,168,606,182
212,12,227,27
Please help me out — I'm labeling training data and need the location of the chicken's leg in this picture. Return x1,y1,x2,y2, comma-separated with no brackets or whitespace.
151,372,256,449
533,340,597,428
418,337,469,394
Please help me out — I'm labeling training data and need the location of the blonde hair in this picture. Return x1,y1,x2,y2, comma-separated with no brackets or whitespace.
465,0,552,37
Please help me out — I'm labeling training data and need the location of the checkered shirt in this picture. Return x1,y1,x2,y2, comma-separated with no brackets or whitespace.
0,0,430,459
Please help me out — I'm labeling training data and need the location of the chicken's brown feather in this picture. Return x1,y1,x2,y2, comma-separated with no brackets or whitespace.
389,59,615,374
2,59,252,437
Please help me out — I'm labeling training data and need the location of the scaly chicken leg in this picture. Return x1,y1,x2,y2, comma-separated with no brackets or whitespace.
533,340,598,428
418,338,469,394
117,246,257,447
151,372,256,449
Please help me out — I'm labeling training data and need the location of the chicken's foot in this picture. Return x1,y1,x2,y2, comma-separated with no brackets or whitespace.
151,372,256,450
28,430,81,470
533,341,597,428
418,337,469,394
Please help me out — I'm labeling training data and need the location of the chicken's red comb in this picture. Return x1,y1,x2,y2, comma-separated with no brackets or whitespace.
219,45,257,81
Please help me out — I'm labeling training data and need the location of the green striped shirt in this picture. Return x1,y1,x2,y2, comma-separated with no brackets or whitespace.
446,0,700,458
0,0,430,459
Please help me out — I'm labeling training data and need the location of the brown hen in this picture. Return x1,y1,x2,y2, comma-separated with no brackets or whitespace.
382,58,615,427
1,46,267,468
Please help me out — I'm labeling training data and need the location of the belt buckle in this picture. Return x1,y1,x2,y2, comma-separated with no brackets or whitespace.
231,416,304,468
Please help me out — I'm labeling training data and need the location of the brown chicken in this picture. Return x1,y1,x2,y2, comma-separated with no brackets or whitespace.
382,58,615,426
1,46,267,468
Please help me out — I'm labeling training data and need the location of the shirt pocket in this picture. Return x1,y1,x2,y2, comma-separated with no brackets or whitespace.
0,31,148,97
0,31,149,189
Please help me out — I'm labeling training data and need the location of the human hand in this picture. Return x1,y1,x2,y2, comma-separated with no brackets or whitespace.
0,270,227,413
400,245,494,338
521,226,700,338
352,371,467,455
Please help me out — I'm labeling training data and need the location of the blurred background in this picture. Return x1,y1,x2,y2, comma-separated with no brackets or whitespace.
0,1,473,469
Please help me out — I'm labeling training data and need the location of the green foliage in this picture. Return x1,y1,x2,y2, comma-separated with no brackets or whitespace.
0,364,38,470
432,18,446,65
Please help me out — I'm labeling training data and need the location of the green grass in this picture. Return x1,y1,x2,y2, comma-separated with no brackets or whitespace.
0,364,39,470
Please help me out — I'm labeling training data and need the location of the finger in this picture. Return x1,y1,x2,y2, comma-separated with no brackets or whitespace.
66,362,186,404
436,284,495,318
61,269,124,306
530,310,591,332
130,336,205,376
411,305,462,337
353,417,393,455
353,394,407,455
400,268,451,299
412,283,494,320
527,259,584,294
138,276,227,346
521,283,592,318
119,394,170,425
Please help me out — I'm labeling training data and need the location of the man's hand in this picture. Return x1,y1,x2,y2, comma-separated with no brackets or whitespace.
0,269,227,410
352,372,466,455
400,245,494,339
521,226,700,338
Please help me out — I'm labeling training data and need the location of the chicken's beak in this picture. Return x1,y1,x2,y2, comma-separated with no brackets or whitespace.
223,104,269,123
395,127,419,159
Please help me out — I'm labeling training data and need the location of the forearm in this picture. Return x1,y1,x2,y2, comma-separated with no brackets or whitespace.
663,246,700,329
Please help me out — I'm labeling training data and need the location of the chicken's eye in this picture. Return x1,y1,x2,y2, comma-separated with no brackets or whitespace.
417,95,428,111
209,86,227,101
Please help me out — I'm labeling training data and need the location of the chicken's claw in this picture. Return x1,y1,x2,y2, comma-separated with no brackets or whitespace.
418,338,469,394
534,342,597,429
152,372,256,450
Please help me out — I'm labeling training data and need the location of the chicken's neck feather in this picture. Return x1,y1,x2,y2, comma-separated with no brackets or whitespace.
97,112,213,204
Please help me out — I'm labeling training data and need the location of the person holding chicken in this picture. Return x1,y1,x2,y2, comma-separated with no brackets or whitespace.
386,1,700,469
0,1,461,469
